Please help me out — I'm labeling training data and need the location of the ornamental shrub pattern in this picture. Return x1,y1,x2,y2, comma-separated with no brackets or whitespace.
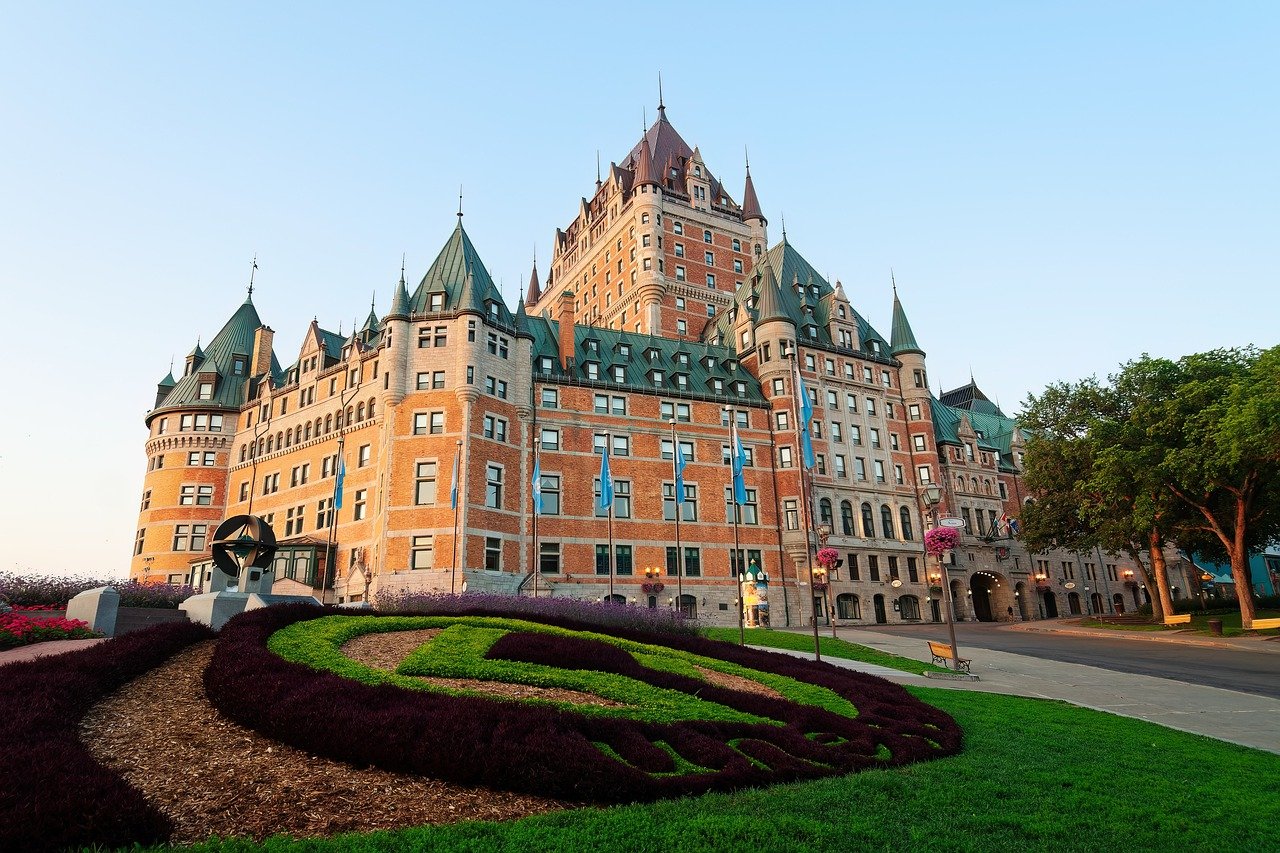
0,620,214,852
0,573,196,609
204,604,962,805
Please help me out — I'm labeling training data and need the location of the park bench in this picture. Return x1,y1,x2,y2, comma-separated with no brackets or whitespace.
927,640,971,673
1251,617,1280,631
1162,614,1192,626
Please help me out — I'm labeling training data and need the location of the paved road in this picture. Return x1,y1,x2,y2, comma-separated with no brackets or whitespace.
844,622,1280,700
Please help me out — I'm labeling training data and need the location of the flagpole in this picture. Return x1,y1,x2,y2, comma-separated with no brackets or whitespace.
790,354,822,662
670,419,683,614
728,407,745,646
532,446,540,598
606,431,615,602
451,439,461,596
322,434,344,604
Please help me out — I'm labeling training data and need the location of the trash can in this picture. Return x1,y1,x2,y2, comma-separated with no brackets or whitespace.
1208,618,1223,636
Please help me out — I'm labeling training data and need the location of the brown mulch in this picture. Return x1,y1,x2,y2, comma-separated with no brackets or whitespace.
80,642,570,843
694,665,784,698
341,627,628,708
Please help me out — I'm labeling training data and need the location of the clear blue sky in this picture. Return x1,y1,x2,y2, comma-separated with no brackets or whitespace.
1,3,1276,577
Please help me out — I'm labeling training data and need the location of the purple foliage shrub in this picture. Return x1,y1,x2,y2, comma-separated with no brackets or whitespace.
0,572,196,609
0,620,215,852
205,605,962,805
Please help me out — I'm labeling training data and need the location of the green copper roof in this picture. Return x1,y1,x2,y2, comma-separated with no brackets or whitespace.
409,220,512,326
890,290,924,356
153,295,279,417
753,257,793,325
388,275,412,318
929,388,1028,473
527,315,766,404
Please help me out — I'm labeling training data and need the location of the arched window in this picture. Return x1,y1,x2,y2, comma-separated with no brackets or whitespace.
357,402,365,422
284,430,292,448
304,422,312,441
367,398,376,419
900,507,914,540
898,595,921,620
880,504,895,539
836,593,860,619
861,503,875,538
266,435,274,453
346,405,354,426
983,478,992,494
325,414,333,434
840,501,854,536
257,438,265,455
819,498,833,528
314,417,322,436
956,474,965,492
239,445,247,463
276,431,283,449
970,477,979,493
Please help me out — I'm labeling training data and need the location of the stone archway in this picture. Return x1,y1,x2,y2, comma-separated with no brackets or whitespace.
1090,592,1104,615
968,570,1011,622
1112,593,1126,615
1015,582,1029,620
1042,590,1059,618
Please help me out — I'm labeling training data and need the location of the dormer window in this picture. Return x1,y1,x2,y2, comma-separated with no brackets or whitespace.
693,165,702,177
806,325,817,339
585,362,599,380
705,356,717,371
675,373,688,390
232,356,248,376
197,381,214,401
651,370,664,386
586,339,599,354
617,343,631,357
612,365,625,382
675,352,689,366
429,293,445,311
539,356,554,373
838,306,847,319
487,302,500,320
712,378,724,394
868,341,881,355
735,381,747,397
646,347,660,362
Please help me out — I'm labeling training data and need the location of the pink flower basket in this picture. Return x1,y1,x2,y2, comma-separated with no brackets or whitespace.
924,527,960,557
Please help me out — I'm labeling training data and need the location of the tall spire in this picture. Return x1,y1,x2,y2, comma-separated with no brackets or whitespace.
526,248,543,304
247,254,258,299
658,72,664,115
596,149,602,188
633,133,660,187
742,149,764,224
890,278,924,357
457,185,464,219
754,257,792,326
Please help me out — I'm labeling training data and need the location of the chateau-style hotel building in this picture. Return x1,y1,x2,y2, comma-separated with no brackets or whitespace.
132,102,1163,625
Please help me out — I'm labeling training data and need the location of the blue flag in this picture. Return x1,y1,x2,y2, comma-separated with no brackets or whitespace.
450,451,459,510
334,455,346,509
674,440,687,505
597,445,614,512
796,364,816,469
731,421,747,505
532,454,543,516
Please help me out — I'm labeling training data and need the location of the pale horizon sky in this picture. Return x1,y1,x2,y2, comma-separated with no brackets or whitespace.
2,3,1276,577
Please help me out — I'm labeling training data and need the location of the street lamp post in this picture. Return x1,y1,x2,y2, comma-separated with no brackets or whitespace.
922,484,964,672
815,523,837,638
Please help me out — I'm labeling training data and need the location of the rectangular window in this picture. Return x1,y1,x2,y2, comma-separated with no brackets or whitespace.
538,542,561,575
540,428,559,450
353,489,367,521
359,445,371,467
917,465,932,483
484,537,501,571
540,474,560,515
659,439,695,461
315,497,333,529
662,482,697,521
541,388,558,408
834,455,847,478
482,416,507,442
615,545,633,576
415,462,437,505
854,457,867,480
724,488,760,524
779,445,793,468
485,464,503,508
412,535,434,569
134,528,145,555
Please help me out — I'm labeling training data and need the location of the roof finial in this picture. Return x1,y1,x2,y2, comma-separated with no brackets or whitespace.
370,290,376,313
781,212,787,241
457,185,463,219
891,267,897,296
596,149,601,187
658,72,664,113
744,145,750,174
400,253,406,285
247,253,258,298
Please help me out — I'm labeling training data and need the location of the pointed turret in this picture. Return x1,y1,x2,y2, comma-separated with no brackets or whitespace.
155,369,176,408
526,257,542,304
361,302,380,339
890,284,924,357
513,296,533,339
754,259,792,326
388,270,412,319
455,263,486,316
742,165,765,224
632,136,661,188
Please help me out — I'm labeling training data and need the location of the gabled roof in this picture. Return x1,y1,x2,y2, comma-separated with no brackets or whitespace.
890,289,924,356
929,389,1028,473
941,380,1004,416
153,295,279,416
409,220,512,326
525,314,765,404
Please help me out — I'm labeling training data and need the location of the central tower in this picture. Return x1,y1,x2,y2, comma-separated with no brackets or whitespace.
529,101,763,343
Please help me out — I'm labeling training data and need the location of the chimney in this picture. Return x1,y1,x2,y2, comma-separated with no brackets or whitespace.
556,290,575,369
251,326,274,376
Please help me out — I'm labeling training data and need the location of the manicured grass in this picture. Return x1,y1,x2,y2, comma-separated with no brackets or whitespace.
175,685,1280,852
1081,610,1280,637
704,627,953,674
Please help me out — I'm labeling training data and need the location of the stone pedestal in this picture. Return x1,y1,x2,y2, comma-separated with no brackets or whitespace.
180,592,319,630
67,586,120,636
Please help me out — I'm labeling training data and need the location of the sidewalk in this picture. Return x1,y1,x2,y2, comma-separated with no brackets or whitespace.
1007,618,1280,651
0,638,106,666
768,628,1280,756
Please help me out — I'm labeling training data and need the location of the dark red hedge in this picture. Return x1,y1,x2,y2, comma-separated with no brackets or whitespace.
204,604,962,804
0,621,214,852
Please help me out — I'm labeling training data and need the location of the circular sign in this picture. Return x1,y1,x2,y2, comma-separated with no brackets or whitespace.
211,515,277,577
1064,581,1076,589
890,579,903,588
939,518,966,528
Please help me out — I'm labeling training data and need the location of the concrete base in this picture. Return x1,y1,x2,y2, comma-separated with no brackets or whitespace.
67,586,121,636
924,670,981,681
180,592,319,630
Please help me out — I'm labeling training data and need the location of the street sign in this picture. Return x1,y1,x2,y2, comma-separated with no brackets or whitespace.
939,517,965,528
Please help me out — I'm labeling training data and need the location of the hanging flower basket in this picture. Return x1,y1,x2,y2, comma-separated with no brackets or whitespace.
641,582,665,594
815,547,840,570
924,527,960,557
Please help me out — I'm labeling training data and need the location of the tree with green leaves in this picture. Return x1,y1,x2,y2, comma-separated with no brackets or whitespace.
1021,346,1280,629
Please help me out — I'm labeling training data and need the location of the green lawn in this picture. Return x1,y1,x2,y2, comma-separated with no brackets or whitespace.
1083,609,1280,637
165,631,1280,852
702,626,953,674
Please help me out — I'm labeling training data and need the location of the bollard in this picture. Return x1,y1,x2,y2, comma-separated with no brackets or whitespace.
1208,618,1223,636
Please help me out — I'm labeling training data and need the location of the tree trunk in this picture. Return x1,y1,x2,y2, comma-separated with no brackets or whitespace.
1126,545,1163,621
1149,529,1176,623
1231,498,1257,629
